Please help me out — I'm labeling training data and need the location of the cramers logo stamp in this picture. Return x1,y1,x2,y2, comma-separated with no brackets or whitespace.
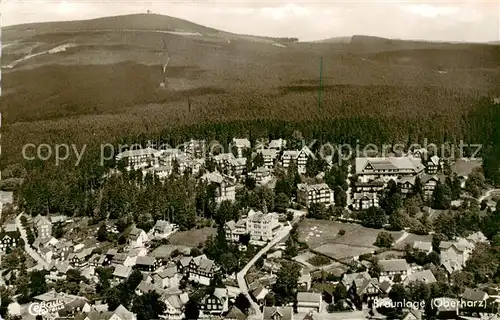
28,299,65,316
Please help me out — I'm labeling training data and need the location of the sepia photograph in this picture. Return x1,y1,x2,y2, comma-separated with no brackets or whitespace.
0,1,500,319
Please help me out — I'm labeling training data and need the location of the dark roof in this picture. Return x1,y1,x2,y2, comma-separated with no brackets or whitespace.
225,306,247,320
405,309,422,320
379,281,392,293
136,256,156,266
263,307,292,320
462,288,488,301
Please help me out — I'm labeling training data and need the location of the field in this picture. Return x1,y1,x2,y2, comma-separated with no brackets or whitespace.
315,244,375,261
392,233,434,251
168,227,216,247
298,219,403,261
376,250,405,260
2,14,500,166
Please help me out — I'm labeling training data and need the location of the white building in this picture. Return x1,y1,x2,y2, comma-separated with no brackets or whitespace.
252,166,272,184
247,210,281,242
439,240,473,271
352,192,379,211
213,153,246,176
153,266,181,288
164,293,189,320
413,241,432,255
269,139,286,150
158,148,190,173
232,138,251,158
296,292,323,313
257,149,279,169
378,259,411,283
145,165,171,179
184,139,206,159
116,147,161,170
149,220,175,238
281,146,313,174
297,183,334,207
128,227,148,248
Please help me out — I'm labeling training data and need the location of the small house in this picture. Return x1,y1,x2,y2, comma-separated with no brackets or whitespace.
296,292,322,313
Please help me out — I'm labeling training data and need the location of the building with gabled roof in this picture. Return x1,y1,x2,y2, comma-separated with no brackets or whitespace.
128,227,148,248
378,259,411,282
68,247,94,269
225,306,247,320
224,218,248,243
258,148,279,169
269,139,286,150
403,269,437,285
296,292,322,313
298,268,312,291
466,231,489,245
184,139,206,159
33,214,52,240
252,166,272,184
342,271,383,303
355,156,424,184
153,266,181,288
186,254,218,286
0,228,21,252
263,306,292,320
424,155,442,174
201,171,236,203
247,211,281,242
461,287,489,302
116,147,161,170
402,308,422,320
420,174,446,199
297,183,334,208
281,146,313,174
113,265,133,280
150,220,174,238
352,192,379,211
412,241,432,254
439,240,472,269
164,292,189,320
134,255,160,272
232,138,251,158
200,287,229,315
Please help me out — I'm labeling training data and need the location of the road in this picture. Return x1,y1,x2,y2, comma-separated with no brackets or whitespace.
478,188,500,203
237,220,296,318
15,213,49,270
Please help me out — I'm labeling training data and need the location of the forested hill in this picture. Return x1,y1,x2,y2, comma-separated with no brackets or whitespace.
2,14,500,191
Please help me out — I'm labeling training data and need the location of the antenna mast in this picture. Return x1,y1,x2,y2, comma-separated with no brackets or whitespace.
160,54,170,88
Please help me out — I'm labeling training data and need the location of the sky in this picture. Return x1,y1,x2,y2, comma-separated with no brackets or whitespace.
2,0,500,42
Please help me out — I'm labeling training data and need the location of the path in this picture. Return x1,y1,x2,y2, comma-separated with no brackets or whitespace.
15,213,49,270
237,225,292,317
478,188,500,203
237,220,296,318
393,231,409,245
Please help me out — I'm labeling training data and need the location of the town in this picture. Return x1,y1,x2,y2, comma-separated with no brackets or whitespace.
0,136,499,320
